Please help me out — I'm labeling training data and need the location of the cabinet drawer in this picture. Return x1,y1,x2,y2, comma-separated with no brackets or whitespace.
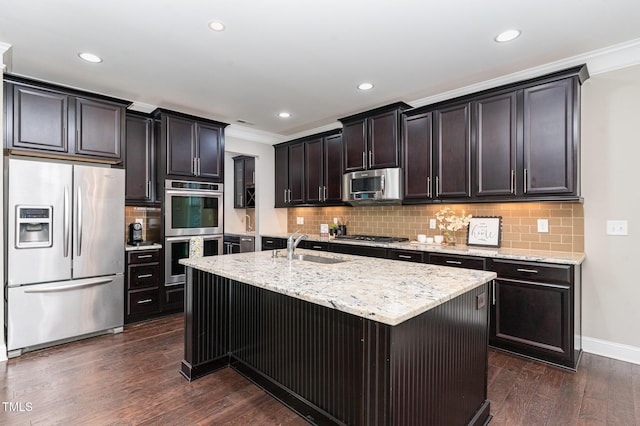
428,253,486,270
128,250,161,264
388,249,424,263
128,263,161,289
165,284,184,307
128,288,161,316
262,237,286,250
492,259,571,284
300,240,329,251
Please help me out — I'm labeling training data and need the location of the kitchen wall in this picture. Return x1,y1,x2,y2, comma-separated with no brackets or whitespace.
0,44,8,361
288,202,584,252
581,64,640,357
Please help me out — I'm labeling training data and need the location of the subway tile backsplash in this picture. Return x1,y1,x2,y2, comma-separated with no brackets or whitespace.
287,202,584,253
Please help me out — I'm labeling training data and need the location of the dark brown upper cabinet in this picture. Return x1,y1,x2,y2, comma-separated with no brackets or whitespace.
125,113,156,205
4,75,128,163
274,142,305,207
473,92,518,198
434,103,472,199
305,131,343,205
403,64,588,204
154,109,228,183
233,155,255,208
340,102,410,172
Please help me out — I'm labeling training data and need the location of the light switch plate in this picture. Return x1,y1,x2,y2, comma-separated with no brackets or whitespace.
296,217,304,225
607,220,628,236
429,219,436,229
537,219,549,233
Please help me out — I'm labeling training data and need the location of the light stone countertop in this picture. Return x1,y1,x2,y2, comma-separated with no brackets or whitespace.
260,233,586,265
125,243,163,251
180,249,496,326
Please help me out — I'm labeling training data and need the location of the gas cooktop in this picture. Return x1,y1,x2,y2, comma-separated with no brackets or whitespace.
334,235,409,243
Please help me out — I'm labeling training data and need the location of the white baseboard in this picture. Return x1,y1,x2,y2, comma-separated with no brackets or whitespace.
583,336,640,365
0,344,7,363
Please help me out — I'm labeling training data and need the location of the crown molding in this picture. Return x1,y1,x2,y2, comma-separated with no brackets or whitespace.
410,38,640,109
226,124,285,145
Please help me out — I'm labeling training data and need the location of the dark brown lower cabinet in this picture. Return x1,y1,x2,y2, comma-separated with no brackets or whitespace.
125,249,162,324
182,269,491,426
489,259,580,369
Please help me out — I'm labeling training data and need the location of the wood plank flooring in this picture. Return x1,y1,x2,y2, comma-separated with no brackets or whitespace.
1,314,638,425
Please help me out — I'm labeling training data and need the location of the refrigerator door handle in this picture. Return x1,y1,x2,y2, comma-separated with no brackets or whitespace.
64,187,70,258
23,278,113,293
77,186,83,257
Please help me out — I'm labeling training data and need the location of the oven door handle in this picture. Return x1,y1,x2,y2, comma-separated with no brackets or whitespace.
165,189,222,197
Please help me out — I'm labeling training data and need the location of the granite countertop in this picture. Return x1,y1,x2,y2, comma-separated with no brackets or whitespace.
180,249,496,326
125,243,163,251
260,233,585,265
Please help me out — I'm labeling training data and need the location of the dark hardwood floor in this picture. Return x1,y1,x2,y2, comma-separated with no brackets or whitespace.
1,315,638,425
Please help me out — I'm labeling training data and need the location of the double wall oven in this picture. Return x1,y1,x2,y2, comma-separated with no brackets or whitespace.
164,180,223,290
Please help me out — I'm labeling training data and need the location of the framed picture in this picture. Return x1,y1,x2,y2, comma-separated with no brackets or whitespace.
466,216,502,248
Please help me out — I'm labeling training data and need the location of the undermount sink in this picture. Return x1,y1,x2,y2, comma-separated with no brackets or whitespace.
293,254,346,264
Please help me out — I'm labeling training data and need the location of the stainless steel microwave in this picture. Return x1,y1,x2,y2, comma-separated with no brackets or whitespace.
342,168,403,205
164,180,224,236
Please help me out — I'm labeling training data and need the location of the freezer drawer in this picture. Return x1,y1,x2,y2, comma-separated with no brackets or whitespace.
7,275,124,352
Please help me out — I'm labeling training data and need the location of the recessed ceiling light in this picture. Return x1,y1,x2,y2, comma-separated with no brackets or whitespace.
278,112,291,119
78,52,102,63
495,29,521,43
208,20,226,32
358,82,374,91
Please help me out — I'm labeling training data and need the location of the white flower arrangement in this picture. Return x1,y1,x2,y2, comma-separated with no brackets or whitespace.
434,207,472,237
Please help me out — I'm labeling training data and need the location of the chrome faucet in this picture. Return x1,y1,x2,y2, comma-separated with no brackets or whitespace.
245,214,253,232
287,230,307,260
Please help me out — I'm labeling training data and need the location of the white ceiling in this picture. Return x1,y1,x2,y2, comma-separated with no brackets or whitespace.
1,0,640,140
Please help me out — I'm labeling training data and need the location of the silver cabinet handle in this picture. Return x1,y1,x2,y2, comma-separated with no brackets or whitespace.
241,238,253,242
198,158,201,176
288,189,292,203
319,186,322,202
398,254,413,259
77,186,83,257
362,152,366,169
63,186,70,258
510,170,515,194
492,280,496,305
137,254,153,259
137,299,153,304
240,194,243,205
369,150,373,168
523,169,528,194
193,158,197,175
516,268,539,274
435,176,440,197
137,274,153,279
381,174,385,194
427,177,432,198
446,260,462,265
265,240,273,244
283,189,287,204
312,245,323,249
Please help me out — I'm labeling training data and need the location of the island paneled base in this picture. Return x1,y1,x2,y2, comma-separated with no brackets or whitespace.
181,268,491,426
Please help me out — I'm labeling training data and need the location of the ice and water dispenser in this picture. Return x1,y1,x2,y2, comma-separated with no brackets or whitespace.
16,206,53,248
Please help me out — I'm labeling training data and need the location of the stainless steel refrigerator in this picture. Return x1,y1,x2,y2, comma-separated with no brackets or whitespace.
5,157,124,355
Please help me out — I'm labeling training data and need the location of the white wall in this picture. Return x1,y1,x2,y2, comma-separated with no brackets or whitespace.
224,134,287,247
581,64,640,363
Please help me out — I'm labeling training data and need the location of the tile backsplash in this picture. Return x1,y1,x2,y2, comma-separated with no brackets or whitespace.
287,202,584,252
124,206,162,243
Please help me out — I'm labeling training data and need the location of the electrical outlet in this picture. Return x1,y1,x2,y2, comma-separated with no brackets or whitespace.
607,220,628,236
135,218,144,226
537,219,549,233
296,217,304,225
429,219,436,229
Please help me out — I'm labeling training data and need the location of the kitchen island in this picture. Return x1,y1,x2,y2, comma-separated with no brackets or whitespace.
180,249,496,425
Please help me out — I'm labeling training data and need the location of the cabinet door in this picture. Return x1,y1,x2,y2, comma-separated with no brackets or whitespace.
197,123,223,179
288,143,305,204
403,112,433,200
523,78,576,195
491,279,571,360
75,98,124,159
166,116,196,176
244,157,255,186
305,137,324,203
369,109,400,169
125,115,153,203
343,119,367,172
474,92,517,197
434,103,471,198
274,145,289,208
11,85,68,152
323,133,343,203
233,157,245,208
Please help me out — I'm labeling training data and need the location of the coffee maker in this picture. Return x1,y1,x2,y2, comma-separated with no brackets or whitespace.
128,222,143,245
